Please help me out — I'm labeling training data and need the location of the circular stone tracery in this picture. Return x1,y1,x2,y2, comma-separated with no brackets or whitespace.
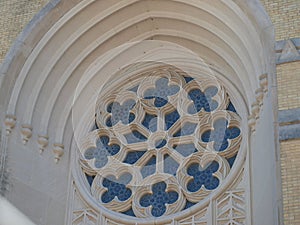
80,66,242,218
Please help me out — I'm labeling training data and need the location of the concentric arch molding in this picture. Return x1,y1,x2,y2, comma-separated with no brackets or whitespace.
0,0,272,151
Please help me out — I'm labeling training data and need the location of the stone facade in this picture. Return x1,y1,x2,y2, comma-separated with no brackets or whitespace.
261,0,299,41
0,0,299,224
0,0,48,62
280,139,300,225
261,1,300,224
277,62,300,110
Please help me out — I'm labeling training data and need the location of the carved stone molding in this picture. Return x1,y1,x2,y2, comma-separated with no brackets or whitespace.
248,74,268,133
248,115,256,133
3,114,65,163
4,115,16,135
216,190,246,224
37,135,49,153
251,102,260,120
72,209,98,225
177,205,208,224
53,143,64,163
259,74,268,93
20,124,32,144
255,88,264,106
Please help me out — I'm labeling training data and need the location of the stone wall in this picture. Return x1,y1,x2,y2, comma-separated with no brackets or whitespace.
261,1,300,224
261,0,299,41
277,62,300,110
0,0,299,224
280,139,300,224
0,0,49,62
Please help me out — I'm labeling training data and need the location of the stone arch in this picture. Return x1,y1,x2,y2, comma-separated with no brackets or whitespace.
0,0,280,224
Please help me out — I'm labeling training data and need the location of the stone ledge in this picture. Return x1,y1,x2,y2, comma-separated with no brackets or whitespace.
276,38,300,64
279,123,300,141
278,108,300,126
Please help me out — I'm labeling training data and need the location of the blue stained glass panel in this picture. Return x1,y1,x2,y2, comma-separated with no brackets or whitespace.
187,161,220,192
183,200,196,210
106,100,136,126
164,155,179,175
142,113,157,132
122,208,136,217
141,156,156,178
201,130,211,142
85,174,95,187
106,117,112,127
140,181,178,217
124,130,147,144
173,143,197,157
128,113,135,123
227,154,237,168
84,136,120,168
101,174,132,203
201,118,240,151
187,87,218,113
153,97,168,108
106,103,113,113
227,101,237,113
165,110,180,130
123,151,146,164
129,85,139,93
183,76,194,83
173,122,197,137
144,78,180,108
204,86,218,98
155,139,167,148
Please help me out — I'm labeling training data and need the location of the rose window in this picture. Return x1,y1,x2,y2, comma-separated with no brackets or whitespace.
80,66,242,218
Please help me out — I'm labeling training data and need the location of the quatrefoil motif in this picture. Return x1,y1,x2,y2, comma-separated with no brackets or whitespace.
144,78,180,107
101,173,132,203
88,70,242,218
106,99,136,126
188,86,218,113
201,118,241,151
84,136,120,168
140,181,179,217
187,161,219,192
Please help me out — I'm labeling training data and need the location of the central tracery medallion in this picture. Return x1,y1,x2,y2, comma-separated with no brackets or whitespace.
80,65,242,218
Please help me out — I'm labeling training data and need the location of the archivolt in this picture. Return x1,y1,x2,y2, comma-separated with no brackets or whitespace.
0,0,274,161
